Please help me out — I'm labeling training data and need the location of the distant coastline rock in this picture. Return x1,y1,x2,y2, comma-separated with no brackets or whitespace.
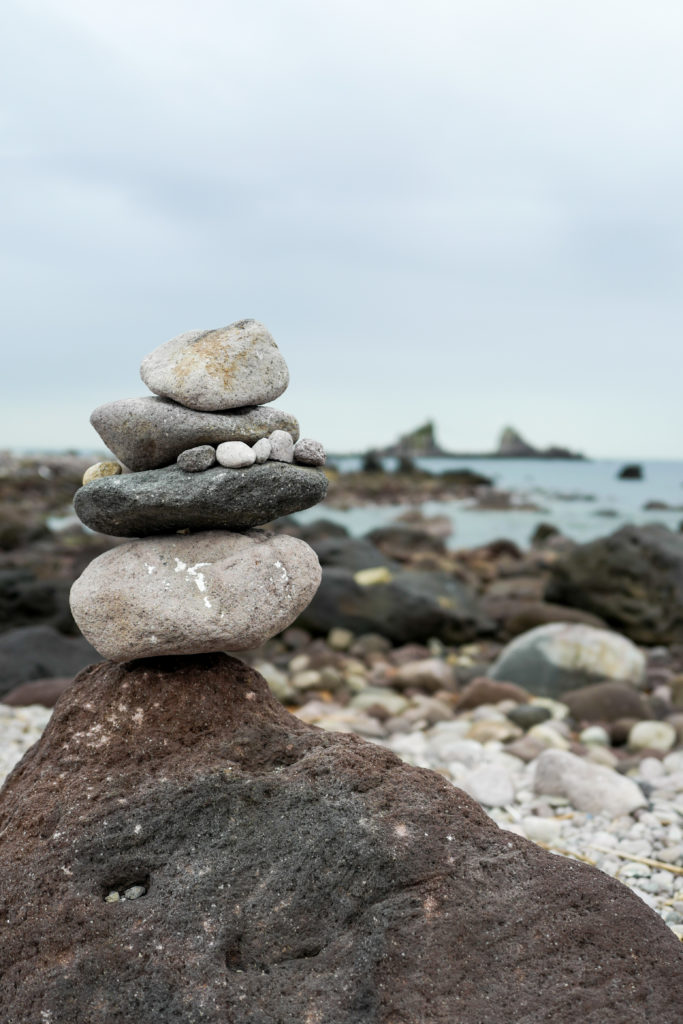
495,426,584,460
382,420,446,458
618,463,643,480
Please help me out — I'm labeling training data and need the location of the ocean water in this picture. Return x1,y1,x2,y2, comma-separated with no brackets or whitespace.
294,457,683,550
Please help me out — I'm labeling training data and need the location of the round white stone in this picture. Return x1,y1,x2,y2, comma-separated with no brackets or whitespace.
216,441,256,468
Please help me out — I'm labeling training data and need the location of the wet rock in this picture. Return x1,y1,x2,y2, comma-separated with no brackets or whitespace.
0,625,99,697
1,654,681,1023
69,530,322,660
490,622,645,699
366,524,447,561
90,396,299,471
506,704,552,730
74,463,328,537
297,567,492,645
546,525,683,644
140,319,289,411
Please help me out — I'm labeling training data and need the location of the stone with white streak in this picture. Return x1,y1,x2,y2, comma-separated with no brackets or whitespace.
69,530,322,661
140,319,289,411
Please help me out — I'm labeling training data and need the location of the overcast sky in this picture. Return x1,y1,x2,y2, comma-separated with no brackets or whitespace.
3,1,683,457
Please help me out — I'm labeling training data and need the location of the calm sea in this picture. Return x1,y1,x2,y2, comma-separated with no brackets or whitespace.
294,457,683,550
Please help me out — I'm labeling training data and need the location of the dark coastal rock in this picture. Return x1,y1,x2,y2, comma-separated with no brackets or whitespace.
0,568,74,635
297,566,493,644
564,681,652,725
365,524,447,561
0,655,681,1024
618,463,643,480
74,463,328,536
0,625,99,696
490,622,645,699
546,524,683,644
311,536,399,573
1,676,73,707
90,396,299,471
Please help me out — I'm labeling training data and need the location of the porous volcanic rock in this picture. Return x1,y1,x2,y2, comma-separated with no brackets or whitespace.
546,524,683,644
90,396,299,471
69,530,322,661
74,463,328,537
140,320,289,411
0,655,681,1023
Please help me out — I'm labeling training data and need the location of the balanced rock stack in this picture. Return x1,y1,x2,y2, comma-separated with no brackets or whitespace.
70,319,328,660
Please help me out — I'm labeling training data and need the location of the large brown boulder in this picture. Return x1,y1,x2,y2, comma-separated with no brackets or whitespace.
0,655,681,1023
546,524,683,644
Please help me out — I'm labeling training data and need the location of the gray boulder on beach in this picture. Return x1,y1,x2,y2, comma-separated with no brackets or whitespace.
546,524,683,645
140,319,289,411
69,530,322,661
74,462,328,537
490,622,645,699
90,396,299,471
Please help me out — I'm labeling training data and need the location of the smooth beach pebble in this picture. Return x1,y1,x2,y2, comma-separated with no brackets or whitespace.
294,438,326,467
252,437,271,463
268,429,294,463
140,319,289,411
628,720,677,752
215,441,256,469
82,461,122,485
177,445,216,473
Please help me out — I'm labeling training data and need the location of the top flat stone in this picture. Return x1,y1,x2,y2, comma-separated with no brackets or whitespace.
90,397,299,471
140,320,289,411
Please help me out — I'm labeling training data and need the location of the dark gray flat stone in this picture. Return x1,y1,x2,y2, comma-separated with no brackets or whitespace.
90,396,299,471
74,463,328,537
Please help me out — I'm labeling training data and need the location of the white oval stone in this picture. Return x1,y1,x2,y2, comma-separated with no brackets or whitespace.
216,441,256,468
628,720,677,752
533,749,647,817
69,530,322,661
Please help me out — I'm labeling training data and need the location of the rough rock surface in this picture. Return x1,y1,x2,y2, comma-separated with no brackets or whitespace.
546,524,683,644
90,396,299,471
490,622,646,698
140,320,289,411
74,463,328,536
297,566,493,644
293,437,326,466
0,655,681,1023
69,531,322,661
176,445,216,472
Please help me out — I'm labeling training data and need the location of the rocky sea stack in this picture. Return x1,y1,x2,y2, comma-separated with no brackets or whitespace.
1,320,682,1022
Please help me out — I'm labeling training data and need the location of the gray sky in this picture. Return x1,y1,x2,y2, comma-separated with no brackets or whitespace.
3,1,683,457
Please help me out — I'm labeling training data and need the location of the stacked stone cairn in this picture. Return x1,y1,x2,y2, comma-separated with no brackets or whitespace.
70,319,328,660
